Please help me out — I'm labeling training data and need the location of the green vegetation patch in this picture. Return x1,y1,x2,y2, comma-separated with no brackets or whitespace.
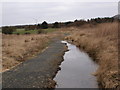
13,28,56,34
44,28,56,33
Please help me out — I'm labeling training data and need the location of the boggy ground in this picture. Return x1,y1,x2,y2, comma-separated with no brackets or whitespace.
65,22,119,89
2,38,67,88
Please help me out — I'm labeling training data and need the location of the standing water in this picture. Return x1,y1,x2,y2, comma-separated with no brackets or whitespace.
54,41,98,88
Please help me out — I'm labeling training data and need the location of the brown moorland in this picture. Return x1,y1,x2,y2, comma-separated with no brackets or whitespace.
2,33,57,71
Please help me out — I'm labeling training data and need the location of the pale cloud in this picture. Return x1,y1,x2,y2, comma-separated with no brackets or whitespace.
1,2,118,26
0,0,119,2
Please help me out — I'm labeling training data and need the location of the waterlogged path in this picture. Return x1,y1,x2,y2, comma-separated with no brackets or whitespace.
2,39,67,88
2,39,98,88
54,41,98,88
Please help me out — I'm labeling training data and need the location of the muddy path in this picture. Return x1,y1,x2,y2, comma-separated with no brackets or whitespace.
2,38,67,88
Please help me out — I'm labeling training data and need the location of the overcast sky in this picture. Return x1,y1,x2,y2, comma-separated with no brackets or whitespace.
1,1,118,26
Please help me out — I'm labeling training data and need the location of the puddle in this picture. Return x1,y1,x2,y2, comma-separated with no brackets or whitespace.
54,41,98,88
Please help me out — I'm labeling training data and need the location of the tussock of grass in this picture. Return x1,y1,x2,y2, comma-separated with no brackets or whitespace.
65,22,119,88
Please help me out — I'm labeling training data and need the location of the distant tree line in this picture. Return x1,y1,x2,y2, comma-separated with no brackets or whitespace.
2,17,119,34
2,26,16,34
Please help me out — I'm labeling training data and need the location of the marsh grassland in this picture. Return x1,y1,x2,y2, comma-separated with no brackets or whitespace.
65,22,119,88
2,22,119,88
2,33,59,71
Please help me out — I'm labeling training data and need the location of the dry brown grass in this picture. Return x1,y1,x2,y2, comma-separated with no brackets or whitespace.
65,22,119,88
2,34,56,71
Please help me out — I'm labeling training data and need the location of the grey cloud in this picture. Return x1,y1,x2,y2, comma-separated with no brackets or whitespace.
2,2,118,26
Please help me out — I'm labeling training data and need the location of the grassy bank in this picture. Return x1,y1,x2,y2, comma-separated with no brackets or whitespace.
2,33,57,71
65,22,119,88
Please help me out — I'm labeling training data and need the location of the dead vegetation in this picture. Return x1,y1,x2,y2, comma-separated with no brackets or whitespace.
2,34,56,71
65,22,119,88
